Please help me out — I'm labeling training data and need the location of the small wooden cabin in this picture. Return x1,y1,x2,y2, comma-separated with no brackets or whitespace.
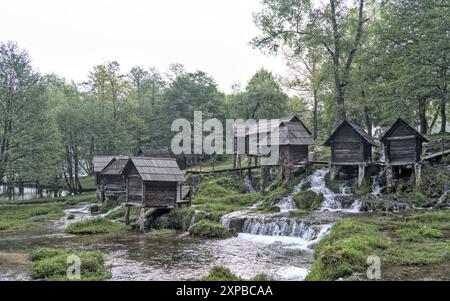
380,118,428,187
259,120,314,165
99,157,129,201
135,146,171,158
93,156,115,200
234,115,312,162
324,120,377,185
381,118,428,165
122,157,185,209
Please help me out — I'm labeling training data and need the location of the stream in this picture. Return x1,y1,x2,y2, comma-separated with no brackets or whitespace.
0,169,366,281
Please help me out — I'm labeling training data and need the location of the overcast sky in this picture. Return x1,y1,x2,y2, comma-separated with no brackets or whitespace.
1,0,287,92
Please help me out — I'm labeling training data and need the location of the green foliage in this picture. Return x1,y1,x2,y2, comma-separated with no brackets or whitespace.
395,225,444,242
287,209,310,218
201,266,242,281
65,218,128,235
383,242,450,266
325,173,340,194
105,206,138,220
306,219,391,281
30,248,110,281
189,220,237,239
0,203,63,231
293,190,324,211
153,208,195,231
193,176,261,220
351,183,372,197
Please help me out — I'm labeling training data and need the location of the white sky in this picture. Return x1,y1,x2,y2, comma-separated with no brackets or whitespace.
1,0,287,92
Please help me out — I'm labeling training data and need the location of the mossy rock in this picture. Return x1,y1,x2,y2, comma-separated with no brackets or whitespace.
65,217,128,235
351,183,372,197
201,266,242,281
325,173,340,193
30,248,110,281
293,190,324,210
189,220,237,239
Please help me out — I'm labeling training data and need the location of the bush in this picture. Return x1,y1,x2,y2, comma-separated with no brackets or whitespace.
189,220,237,239
67,214,75,220
30,248,110,281
65,218,128,234
153,208,195,231
293,190,324,210
201,266,242,281
351,183,371,197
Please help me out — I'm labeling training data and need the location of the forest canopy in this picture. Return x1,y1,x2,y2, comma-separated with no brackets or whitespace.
0,0,448,191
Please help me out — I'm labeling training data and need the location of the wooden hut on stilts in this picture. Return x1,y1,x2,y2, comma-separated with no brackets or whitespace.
324,120,377,186
380,118,428,190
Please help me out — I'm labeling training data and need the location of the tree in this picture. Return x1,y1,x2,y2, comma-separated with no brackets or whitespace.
0,42,61,185
252,0,371,121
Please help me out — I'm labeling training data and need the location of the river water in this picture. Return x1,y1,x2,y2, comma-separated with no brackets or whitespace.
0,169,364,281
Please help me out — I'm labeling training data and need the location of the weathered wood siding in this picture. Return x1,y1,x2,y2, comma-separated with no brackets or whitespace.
280,145,308,164
102,175,125,192
329,123,371,164
384,122,420,164
127,177,142,202
144,181,177,208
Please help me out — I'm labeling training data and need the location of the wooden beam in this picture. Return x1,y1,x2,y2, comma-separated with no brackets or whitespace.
386,135,416,141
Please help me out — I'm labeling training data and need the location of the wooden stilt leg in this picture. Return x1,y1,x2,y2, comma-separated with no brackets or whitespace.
358,165,365,187
139,207,145,233
414,164,422,187
330,165,336,181
124,205,130,225
386,165,393,193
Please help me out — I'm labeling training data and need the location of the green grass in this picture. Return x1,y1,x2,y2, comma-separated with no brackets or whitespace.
30,248,110,281
287,209,310,217
189,220,237,239
65,217,129,235
78,175,96,191
153,208,196,231
105,206,139,220
307,210,450,280
201,266,242,281
201,266,274,281
192,175,261,220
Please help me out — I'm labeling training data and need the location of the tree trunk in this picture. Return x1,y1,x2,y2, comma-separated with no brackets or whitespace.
312,90,319,140
72,144,83,194
440,91,447,133
418,98,428,135
65,145,74,194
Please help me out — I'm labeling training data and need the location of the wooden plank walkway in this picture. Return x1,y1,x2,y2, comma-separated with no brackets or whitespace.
423,149,450,161
185,166,261,175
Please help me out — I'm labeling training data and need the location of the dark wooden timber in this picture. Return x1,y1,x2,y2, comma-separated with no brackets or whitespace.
380,118,428,189
324,120,377,186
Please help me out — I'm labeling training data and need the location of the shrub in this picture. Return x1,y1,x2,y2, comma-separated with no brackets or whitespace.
325,173,340,193
65,218,128,234
201,266,242,281
30,248,109,281
189,220,237,239
67,214,75,220
153,208,195,231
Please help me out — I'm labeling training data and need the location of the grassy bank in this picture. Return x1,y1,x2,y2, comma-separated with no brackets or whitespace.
192,175,261,220
30,248,110,281
307,210,450,281
65,218,129,235
0,192,97,232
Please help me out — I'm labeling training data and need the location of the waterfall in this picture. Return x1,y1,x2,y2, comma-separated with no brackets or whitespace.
276,196,297,212
370,168,384,197
241,217,317,239
244,176,257,193
436,189,450,207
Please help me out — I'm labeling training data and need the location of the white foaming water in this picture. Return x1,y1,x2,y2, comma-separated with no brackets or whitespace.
436,189,450,207
276,196,297,212
241,217,317,239
244,176,257,193
274,266,309,281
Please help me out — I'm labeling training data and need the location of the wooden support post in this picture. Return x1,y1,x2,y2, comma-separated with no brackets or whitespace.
358,164,365,187
124,205,130,225
237,154,242,177
330,165,336,181
247,156,252,179
139,207,145,233
386,165,393,193
414,163,422,187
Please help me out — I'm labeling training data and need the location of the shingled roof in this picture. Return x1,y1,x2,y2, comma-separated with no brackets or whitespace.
234,115,302,137
324,120,378,147
93,156,115,173
125,157,184,182
259,121,314,146
136,146,171,158
101,158,129,175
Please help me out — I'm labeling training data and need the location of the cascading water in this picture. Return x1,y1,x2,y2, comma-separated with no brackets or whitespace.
436,189,450,208
244,176,257,193
371,168,384,197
